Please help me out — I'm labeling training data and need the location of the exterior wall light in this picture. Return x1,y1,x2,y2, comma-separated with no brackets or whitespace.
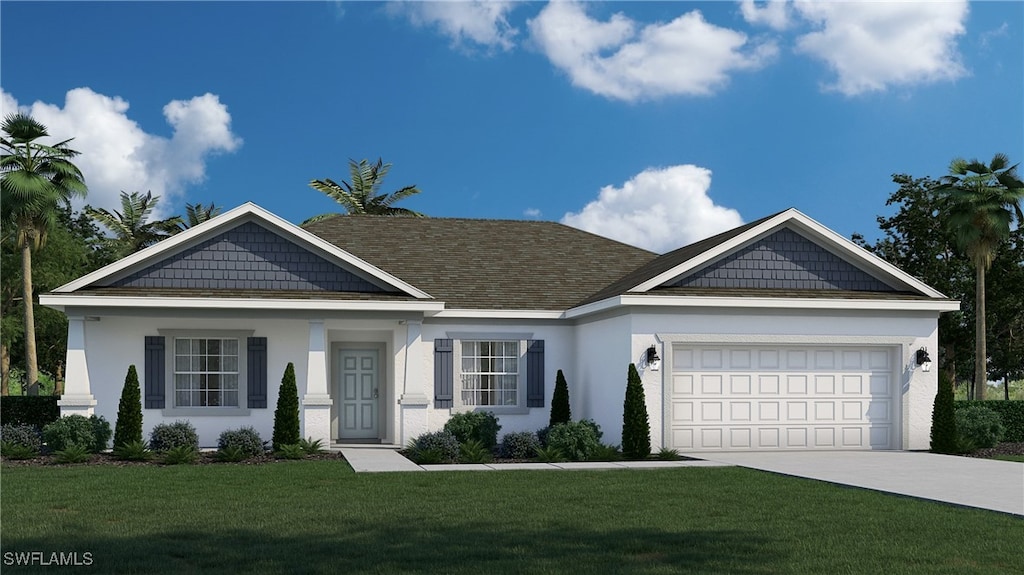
646,345,661,371
915,348,932,372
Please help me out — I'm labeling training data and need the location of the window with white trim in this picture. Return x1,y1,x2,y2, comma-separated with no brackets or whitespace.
460,341,520,407
173,338,240,407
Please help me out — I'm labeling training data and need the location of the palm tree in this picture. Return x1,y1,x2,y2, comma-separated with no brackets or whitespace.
86,191,183,257
178,202,223,231
933,153,1024,400
1,113,88,394
305,157,424,224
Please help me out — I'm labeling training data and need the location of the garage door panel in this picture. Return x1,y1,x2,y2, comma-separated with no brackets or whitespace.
669,345,895,451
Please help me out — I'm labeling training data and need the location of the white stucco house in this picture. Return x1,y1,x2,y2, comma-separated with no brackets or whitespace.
40,203,958,451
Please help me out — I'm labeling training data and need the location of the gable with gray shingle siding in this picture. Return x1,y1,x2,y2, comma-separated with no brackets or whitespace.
669,228,897,292
111,221,387,292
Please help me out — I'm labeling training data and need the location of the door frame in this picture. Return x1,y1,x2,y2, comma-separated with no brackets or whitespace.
331,342,387,441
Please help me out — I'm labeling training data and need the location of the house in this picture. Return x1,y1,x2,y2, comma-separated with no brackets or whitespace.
40,203,959,451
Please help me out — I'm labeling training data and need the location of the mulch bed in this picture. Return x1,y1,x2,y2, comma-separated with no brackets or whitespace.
963,442,1024,459
0,451,347,467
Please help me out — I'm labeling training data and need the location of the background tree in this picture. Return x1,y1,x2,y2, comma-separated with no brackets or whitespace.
932,154,1024,400
549,369,571,427
113,365,144,447
1,113,87,394
986,228,1024,399
177,201,222,230
86,191,183,257
273,362,300,450
622,363,650,460
305,157,424,223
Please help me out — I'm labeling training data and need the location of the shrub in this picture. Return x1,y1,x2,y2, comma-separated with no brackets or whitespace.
42,415,111,453
443,411,501,450
622,363,651,460
588,443,622,462
955,406,1005,449
113,365,144,448
0,396,59,428
276,444,306,460
299,437,325,455
1,423,42,453
53,445,92,464
547,421,602,461
273,362,300,451
149,421,199,452
215,445,250,462
930,374,958,454
113,440,152,461
162,445,199,465
550,369,571,427
534,445,565,463
407,430,460,464
1,442,39,460
657,447,682,461
459,439,493,463
954,401,1024,442
500,431,541,459
217,426,265,457
536,426,551,448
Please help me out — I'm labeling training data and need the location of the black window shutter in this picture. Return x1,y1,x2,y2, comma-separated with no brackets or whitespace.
527,340,545,408
434,339,453,408
144,336,165,409
247,337,268,408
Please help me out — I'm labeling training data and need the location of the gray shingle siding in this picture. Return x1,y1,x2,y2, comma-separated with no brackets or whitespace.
112,222,385,292
671,228,896,292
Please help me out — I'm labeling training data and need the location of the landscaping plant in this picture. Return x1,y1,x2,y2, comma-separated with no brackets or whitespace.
161,445,199,465
42,414,111,453
273,362,300,450
53,445,92,464
1,423,42,455
930,373,958,454
149,421,199,452
298,437,325,455
549,369,571,427
500,431,541,459
113,365,144,448
546,420,602,461
622,363,651,460
218,426,266,457
443,411,501,450
276,444,306,460
112,440,153,461
955,405,1005,449
406,430,460,464
459,439,493,463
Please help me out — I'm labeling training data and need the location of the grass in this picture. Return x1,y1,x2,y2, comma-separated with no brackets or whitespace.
1,462,1021,574
992,454,1024,463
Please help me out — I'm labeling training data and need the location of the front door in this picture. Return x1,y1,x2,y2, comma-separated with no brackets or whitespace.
337,349,379,439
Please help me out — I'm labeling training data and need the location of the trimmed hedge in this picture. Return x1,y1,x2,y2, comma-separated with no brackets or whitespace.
954,401,1024,442
1,396,60,428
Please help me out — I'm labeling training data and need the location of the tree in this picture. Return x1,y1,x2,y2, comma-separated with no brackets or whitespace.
930,372,958,454
305,157,424,223
986,228,1024,399
932,154,1024,400
178,201,223,230
273,362,300,450
621,363,650,460
86,191,183,257
1,114,87,394
549,369,571,427
113,365,144,448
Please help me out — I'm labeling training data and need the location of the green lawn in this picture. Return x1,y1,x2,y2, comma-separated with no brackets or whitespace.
1,462,1021,574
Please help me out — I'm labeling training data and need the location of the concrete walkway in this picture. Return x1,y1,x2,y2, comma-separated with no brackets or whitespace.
695,451,1024,516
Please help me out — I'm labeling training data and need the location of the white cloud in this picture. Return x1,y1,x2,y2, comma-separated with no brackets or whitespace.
390,1,518,51
523,208,542,218
792,1,968,96
561,165,743,253
528,1,777,101
2,87,241,217
740,0,792,31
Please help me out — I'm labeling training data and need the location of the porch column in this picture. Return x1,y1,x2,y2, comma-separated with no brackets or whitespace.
398,320,428,444
302,320,332,445
57,316,96,416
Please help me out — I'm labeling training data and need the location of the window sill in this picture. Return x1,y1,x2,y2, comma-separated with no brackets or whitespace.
159,408,252,417
454,405,530,416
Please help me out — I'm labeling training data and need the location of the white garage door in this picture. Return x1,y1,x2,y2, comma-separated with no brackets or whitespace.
668,345,895,451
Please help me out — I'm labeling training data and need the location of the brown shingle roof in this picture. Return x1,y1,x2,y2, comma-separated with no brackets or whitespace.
302,215,657,310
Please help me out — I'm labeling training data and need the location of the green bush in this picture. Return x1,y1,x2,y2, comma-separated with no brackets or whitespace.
657,447,682,461
42,415,111,453
149,421,199,452
547,420,602,461
588,443,622,462
1,423,42,452
217,426,266,457
53,445,92,464
500,431,541,459
443,411,501,450
930,374,958,454
407,430,460,464
273,362,300,451
459,439,493,463
112,440,152,461
534,445,565,463
0,395,59,428
161,445,199,465
113,365,144,448
550,369,571,427
298,437,325,455
622,363,651,460
215,445,250,462
954,401,1024,442
276,444,306,460
955,406,1005,449
1,442,39,459
536,426,551,448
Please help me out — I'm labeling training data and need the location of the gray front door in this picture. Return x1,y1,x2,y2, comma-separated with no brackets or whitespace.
338,349,379,439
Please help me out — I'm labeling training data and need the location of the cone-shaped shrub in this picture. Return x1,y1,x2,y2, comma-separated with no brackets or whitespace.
930,372,958,454
273,362,300,450
549,369,571,427
113,365,143,448
621,363,651,460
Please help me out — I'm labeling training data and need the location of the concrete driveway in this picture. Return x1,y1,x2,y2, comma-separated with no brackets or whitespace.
694,451,1024,516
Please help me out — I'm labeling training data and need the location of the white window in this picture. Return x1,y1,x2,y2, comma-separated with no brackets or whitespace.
173,337,240,407
460,341,520,407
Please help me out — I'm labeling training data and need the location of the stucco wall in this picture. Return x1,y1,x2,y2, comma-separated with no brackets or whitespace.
572,313,632,444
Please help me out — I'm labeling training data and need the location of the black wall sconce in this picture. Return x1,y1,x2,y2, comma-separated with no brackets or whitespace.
915,348,932,372
646,345,661,371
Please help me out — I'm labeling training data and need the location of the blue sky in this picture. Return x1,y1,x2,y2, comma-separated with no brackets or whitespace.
2,1,1021,252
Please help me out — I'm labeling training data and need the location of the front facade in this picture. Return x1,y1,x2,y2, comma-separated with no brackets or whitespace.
41,203,958,451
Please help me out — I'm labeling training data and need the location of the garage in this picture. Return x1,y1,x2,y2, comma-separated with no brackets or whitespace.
668,345,896,451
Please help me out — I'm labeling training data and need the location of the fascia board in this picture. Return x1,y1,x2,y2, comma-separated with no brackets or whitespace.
39,293,446,313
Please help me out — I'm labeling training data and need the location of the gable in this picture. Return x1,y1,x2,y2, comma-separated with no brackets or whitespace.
109,221,389,293
666,227,897,292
